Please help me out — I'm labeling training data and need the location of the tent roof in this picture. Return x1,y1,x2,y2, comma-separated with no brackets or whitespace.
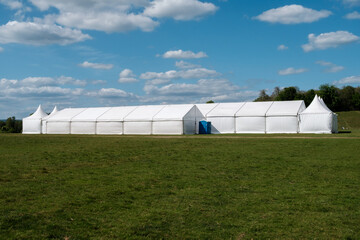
195,103,219,117
96,106,138,121
71,107,112,121
207,102,246,117
124,105,167,121
153,104,195,121
301,95,332,114
46,108,87,121
42,106,59,120
24,105,48,119
266,100,305,116
236,101,274,117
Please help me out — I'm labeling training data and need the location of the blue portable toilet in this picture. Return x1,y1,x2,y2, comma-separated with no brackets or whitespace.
199,120,211,134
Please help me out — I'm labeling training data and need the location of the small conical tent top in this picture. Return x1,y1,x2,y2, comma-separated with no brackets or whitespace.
25,105,48,119
49,106,58,116
301,95,332,114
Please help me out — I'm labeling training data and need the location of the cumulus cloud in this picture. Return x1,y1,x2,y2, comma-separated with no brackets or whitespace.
79,61,114,70
342,0,360,6
0,0,22,9
333,76,360,85
278,67,308,75
277,44,288,50
144,0,218,20
302,31,359,52
86,88,138,100
162,49,208,59
254,5,332,24
140,68,219,80
175,60,201,69
0,21,91,45
345,11,360,19
118,69,138,83
316,61,344,73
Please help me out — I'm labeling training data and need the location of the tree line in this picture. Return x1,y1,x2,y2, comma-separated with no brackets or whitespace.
0,117,22,133
255,84,360,112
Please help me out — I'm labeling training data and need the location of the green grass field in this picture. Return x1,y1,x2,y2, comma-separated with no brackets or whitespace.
1,112,360,239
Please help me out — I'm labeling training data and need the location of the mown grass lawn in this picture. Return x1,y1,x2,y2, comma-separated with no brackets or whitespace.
1,133,359,239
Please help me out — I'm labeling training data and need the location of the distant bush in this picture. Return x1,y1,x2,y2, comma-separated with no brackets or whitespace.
0,117,22,133
255,84,360,111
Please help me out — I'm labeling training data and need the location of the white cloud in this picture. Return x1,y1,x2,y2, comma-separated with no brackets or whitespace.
92,80,107,85
118,69,138,83
175,60,201,69
140,68,219,80
91,88,138,99
0,21,91,45
277,44,288,50
254,5,332,24
278,67,308,75
316,61,344,73
333,76,360,85
162,49,208,59
144,0,218,20
0,0,22,9
79,61,114,70
343,0,360,6
345,11,360,19
302,31,359,52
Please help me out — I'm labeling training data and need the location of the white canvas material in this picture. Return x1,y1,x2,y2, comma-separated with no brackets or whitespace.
265,100,306,133
22,105,48,134
235,101,273,133
46,108,87,134
70,107,111,134
42,106,59,134
299,95,338,134
206,102,246,134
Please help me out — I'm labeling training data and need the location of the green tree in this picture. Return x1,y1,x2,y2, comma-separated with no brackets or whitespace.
319,84,340,111
255,89,272,102
206,100,214,104
276,87,299,101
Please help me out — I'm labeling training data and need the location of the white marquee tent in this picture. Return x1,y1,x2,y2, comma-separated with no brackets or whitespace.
96,106,138,135
23,105,48,134
123,105,167,135
41,106,58,134
152,104,202,135
206,102,246,134
46,108,87,134
265,100,306,133
235,101,273,133
299,95,338,134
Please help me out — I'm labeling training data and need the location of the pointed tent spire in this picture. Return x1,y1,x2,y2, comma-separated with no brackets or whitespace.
301,95,332,114
26,104,48,119
49,106,59,116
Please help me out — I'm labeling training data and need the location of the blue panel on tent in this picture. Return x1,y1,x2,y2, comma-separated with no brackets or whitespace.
199,120,211,134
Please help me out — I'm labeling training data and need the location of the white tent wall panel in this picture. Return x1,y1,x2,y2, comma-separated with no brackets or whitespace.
266,116,299,133
46,121,71,134
96,121,123,135
299,113,332,134
23,119,43,134
152,121,184,135
236,117,266,133
71,121,96,134
207,117,236,134
123,121,152,135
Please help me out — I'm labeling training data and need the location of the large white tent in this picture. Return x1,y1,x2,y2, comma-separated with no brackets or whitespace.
299,95,338,134
70,107,111,134
235,101,273,133
123,105,167,135
152,104,202,135
265,100,306,133
206,102,246,134
41,106,58,134
22,105,48,134
96,106,138,135
46,108,87,134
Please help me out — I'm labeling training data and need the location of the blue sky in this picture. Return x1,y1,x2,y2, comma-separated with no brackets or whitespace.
0,0,359,119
